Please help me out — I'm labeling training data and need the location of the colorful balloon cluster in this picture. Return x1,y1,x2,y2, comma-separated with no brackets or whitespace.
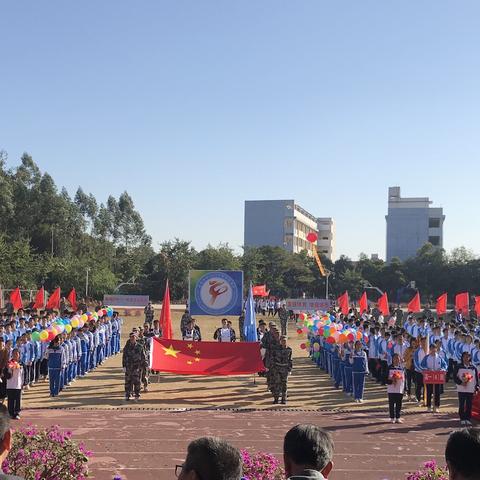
31,307,114,343
296,311,368,351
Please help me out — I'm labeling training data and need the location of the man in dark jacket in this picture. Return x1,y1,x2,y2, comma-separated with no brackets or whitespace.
283,424,334,479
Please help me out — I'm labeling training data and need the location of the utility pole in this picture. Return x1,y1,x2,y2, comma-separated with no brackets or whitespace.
51,226,54,256
325,269,332,300
85,267,90,299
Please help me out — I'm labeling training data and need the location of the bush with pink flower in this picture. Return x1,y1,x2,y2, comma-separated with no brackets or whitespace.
406,459,448,480
241,449,284,480
2,425,92,480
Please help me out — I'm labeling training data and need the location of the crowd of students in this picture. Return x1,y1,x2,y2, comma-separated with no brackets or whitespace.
0,307,122,419
310,308,480,425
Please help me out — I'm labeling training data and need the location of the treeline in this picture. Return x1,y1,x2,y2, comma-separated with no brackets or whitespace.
1,152,480,303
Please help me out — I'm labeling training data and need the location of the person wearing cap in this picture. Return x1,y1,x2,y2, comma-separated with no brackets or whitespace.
122,332,146,402
268,335,292,404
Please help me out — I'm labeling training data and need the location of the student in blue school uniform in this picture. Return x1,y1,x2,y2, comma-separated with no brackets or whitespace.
350,340,369,403
46,337,64,397
386,353,405,424
420,343,448,413
332,344,342,389
342,341,353,397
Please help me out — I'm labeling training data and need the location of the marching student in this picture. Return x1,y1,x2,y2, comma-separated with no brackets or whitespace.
386,353,405,423
46,337,64,397
413,336,429,406
420,343,448,413
453,351,479,426
4,349,23,419
350,340,369,403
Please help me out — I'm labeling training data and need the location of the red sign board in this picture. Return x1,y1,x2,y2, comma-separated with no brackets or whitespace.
423,370,446,384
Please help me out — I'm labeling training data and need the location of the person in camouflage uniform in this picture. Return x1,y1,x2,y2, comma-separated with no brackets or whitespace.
268,335,293,404
136,327,150,393
122,332,147,401
278,305,289,336
263,325,280,391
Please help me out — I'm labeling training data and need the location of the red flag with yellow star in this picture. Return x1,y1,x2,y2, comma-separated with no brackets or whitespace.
150,338,265,375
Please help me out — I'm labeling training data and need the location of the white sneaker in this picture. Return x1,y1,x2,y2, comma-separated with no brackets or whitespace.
466,420,472,426
396,418,404,424
390,419,396,424
417,401,423,407
358,399,364,403
427,406,433,412
433,407,439,413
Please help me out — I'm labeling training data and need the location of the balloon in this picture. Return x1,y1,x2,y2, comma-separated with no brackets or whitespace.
65,324,72,333
323,329,330,338
107,309,113,317
348,333,355,342
313,351,320,359
318,327,324,336
47,330,56,341
56,324,65,334
339,333,347,344
387,341,393,349
306,232,318,243
356,331,363,340
326,336,335,344
296,329,303,335
31,331,40,342
333,332,340,341
299,313,305,321
81,314,88,322
40,330,49,341
71,318,79,328
300,343,307,350
313,343,320,352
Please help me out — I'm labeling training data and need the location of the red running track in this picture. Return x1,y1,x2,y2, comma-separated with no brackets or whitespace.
17,408,458,480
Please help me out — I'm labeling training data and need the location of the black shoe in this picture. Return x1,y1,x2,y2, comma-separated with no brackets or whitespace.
273,398,279,404
281,398,287,404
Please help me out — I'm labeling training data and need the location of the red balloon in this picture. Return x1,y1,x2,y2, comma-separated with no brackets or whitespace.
300,343,306,350
326,336,335,344
297,329,303,334
318,327,324,336
347,333,355,342
306,232,318,243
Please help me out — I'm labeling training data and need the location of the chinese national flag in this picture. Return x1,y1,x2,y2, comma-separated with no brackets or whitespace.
475,296,480,317
46,287,61,310
151,338,265,375
252,285,268,297
67,288,77,311
359,292,368,314
159,280,173,340
10,287,23,311
455,292,469,315
407,292,421,313
337,291,349,315
377,292,389,316
33,287,45,310
436,293,447,316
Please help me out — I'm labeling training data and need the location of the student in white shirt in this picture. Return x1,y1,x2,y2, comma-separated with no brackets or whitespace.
386,353,405,424
453,351,479,426
4,349,23,420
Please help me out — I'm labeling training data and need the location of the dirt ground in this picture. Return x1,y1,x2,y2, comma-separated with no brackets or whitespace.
23,311,462,411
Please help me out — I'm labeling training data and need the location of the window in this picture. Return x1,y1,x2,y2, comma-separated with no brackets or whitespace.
428,236,440,246
322,249,328,254
429,218,440,228
322,236,329,240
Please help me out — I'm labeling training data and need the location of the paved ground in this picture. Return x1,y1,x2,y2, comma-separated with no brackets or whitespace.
14,312,470,479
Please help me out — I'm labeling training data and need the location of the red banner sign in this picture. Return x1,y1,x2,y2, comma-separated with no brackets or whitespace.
423,370,446,384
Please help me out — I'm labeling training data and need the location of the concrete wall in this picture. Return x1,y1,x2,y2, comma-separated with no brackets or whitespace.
244,200,294,250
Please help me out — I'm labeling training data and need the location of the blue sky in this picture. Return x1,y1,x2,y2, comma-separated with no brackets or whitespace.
1,1,479,259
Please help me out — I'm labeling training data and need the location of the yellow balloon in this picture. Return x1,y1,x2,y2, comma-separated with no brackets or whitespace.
40,330,48,341
71,318,79,328
65,324,72,333
81,314,88,322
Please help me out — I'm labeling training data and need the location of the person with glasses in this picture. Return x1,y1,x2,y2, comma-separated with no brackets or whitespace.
175,437,242,480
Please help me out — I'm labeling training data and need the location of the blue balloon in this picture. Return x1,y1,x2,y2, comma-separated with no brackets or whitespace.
107,310,113,317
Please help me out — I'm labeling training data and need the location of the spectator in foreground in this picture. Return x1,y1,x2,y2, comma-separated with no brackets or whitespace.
445,428,480,480
0,404,23,479
283,424,334,479
176,436,242,480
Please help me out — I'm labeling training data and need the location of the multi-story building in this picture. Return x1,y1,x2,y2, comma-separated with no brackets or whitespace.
385,186,445,262
316,217,335,260
244,200,335,259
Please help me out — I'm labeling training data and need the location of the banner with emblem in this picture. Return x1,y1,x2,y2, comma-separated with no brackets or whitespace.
150,338,264,375
189,270,243,316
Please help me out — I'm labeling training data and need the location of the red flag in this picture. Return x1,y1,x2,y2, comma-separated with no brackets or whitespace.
46,287,61,310
252,285,268,297
436,293,447,316
33,287,45,310
9,287,23,311
475,296,480,317
377,292,389,316
159,280,173,340
455,292,469,315
151,338,265,375
359,292,368,314
407,292,421,313
67,288,77,311
337,291,349,315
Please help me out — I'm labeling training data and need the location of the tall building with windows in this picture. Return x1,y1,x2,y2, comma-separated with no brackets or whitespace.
244,200,335,259
385,186,445,262
316,217,335,259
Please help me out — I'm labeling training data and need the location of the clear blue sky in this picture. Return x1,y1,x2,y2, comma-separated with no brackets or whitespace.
1,1,479,259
